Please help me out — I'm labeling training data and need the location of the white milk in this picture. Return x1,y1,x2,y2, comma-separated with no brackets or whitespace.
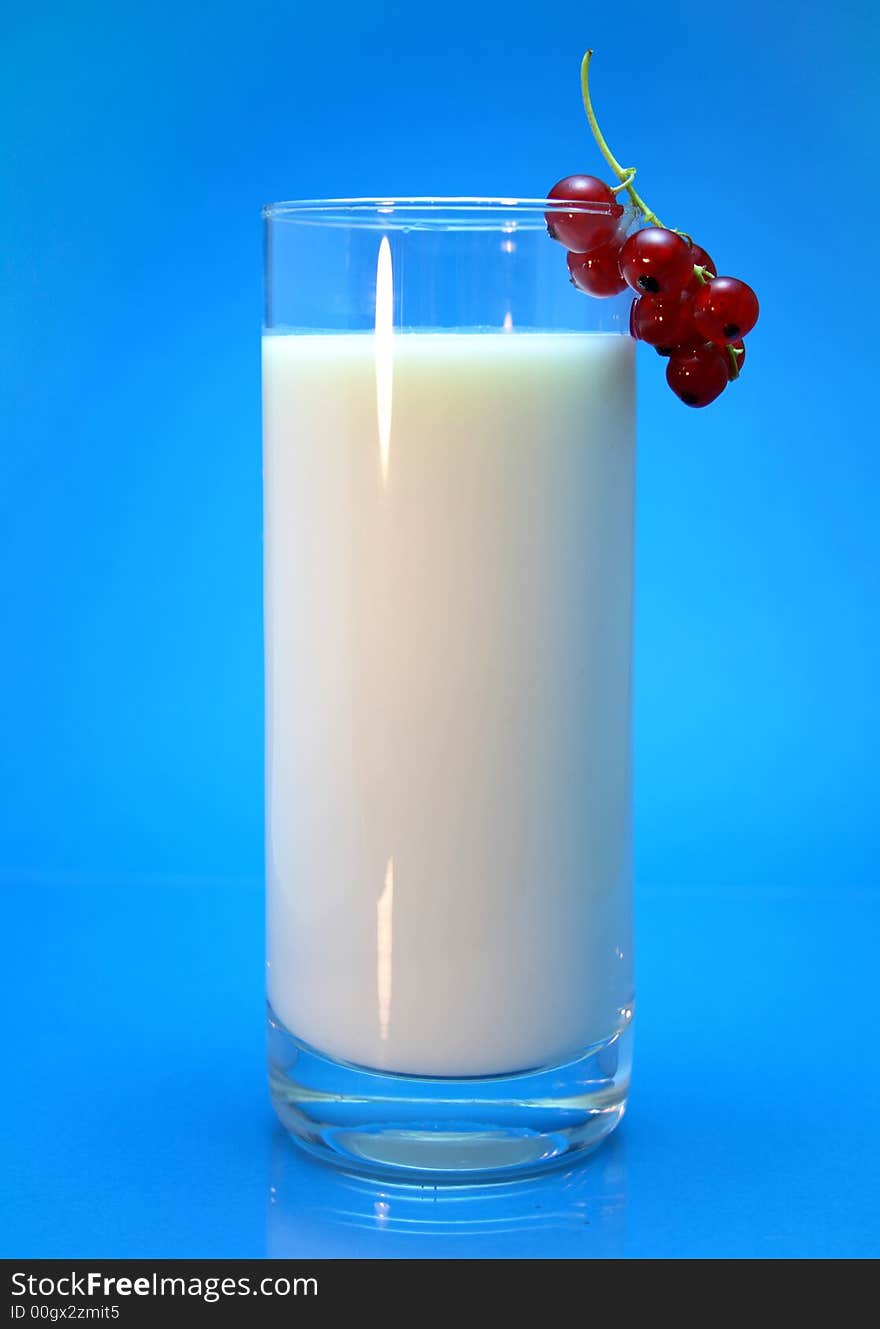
263,331,635,1077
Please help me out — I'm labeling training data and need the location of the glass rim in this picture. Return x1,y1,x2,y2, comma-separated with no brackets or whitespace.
261,196,637,231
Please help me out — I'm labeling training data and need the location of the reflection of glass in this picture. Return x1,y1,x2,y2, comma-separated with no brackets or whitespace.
264,199,636,1181
267,1129,626,1259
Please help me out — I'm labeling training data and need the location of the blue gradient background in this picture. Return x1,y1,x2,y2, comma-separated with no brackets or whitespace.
2,0,878,1259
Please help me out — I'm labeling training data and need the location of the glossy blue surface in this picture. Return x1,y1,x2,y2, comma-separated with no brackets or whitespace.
4,880,878,1258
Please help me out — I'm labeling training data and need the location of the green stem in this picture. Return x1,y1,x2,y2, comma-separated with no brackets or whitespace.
610,168,637,196
580,50,668,229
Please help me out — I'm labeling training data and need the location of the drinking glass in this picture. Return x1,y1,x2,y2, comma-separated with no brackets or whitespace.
263,198,636,1181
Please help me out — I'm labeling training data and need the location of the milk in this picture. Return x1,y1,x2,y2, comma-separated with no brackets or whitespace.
263,331,635,1077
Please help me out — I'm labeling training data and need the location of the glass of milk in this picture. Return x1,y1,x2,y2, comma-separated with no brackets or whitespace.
263,199,636,1181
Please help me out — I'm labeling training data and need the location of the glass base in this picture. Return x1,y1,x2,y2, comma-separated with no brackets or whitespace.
267,1004,632,1183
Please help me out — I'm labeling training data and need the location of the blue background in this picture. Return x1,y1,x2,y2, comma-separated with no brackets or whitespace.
2,0,878,1259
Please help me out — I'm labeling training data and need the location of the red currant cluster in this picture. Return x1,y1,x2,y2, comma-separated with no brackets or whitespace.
546,53,760,408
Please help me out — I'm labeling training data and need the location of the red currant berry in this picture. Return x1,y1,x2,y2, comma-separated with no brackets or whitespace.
630,292,696,348
686,244,717,294
725,339,746,380
655,340,702,358
666,344,729,408
546,175,624,252
689,243,716,277
692,276,759,343
618,227,694,297
567,240,626,296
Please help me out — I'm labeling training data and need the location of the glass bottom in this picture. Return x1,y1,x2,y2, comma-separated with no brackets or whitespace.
267,1004,632,1183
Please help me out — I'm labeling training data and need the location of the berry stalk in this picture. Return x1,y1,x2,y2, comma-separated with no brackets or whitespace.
579,50,668,230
